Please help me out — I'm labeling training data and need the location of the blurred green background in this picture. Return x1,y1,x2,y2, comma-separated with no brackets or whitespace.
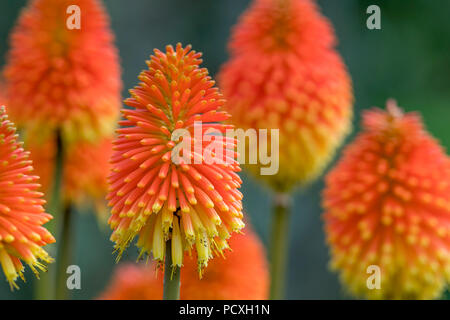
0,0,449,299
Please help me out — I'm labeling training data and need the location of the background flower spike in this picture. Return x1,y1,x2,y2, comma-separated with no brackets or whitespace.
4,0,121,146
219,0,353,192
323,100,450,299
219,0,353,299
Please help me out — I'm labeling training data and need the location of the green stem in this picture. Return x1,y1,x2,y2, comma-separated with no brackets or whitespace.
34,131,64,300
163,240,181,300
55,203,74,300
269,193,291,300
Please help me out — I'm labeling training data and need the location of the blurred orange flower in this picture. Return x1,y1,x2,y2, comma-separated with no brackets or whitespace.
108,44,244,275
0,106,55,289
323,100,450,299
4,0,121,144
219,0,353,192
26,137,113,222
100,229,268,300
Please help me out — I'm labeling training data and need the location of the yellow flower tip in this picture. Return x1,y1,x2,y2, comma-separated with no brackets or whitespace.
0,250,20,290
152,203,162,214
181,206,190,213
44,233,56,243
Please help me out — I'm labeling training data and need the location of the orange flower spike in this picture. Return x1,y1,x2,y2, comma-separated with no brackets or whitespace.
219,0,353,192
4,0,121,144
100,230,269,300
323,100,450,299
0,106,55,289
108,44,244,275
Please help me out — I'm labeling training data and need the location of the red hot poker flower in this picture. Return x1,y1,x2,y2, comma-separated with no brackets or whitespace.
107,44,244,275
0,106,55,289
323,100,450,299
4,0,121,144
219,0,353,192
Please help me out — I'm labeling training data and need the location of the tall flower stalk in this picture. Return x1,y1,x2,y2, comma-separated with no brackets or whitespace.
219,0,353,299
162,240,181,300
269,193,291,298
34,131,64,299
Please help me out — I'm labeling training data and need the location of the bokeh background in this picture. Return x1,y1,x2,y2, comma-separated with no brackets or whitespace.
0,0,449,299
